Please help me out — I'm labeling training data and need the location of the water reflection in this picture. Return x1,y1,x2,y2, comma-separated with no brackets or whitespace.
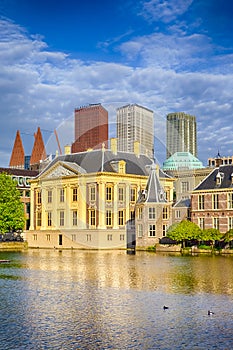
0,250,232,349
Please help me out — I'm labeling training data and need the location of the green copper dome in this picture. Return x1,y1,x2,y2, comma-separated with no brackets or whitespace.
163,152,204,170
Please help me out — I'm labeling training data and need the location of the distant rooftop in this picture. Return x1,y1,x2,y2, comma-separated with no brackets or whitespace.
163,152,204,171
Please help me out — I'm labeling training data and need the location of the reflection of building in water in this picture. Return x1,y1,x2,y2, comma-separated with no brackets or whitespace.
26,140,174,249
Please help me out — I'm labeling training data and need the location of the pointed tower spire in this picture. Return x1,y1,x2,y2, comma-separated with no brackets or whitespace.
30,127,46,166
138,163,166,203
9,130,25,168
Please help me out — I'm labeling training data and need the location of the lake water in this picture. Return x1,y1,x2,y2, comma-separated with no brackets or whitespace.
0,249,232,350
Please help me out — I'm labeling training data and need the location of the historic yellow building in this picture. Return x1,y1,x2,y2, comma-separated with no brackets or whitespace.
26,142,174,249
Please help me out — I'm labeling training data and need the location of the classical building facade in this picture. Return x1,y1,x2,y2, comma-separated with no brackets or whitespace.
71,103,108,153
26,143,174,249
166,112,197,158
117,104,154,158
191,165,233,233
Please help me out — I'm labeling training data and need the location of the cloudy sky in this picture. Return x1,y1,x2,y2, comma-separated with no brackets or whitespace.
0,0,232,167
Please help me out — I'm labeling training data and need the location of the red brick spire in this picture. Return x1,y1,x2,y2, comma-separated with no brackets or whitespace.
30,127,46,166
9,130,25,168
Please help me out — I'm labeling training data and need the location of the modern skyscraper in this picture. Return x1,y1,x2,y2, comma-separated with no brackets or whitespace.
117,104,154,158
72,103,108,153
166,112,197,159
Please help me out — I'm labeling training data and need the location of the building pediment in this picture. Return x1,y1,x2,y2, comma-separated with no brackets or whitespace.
40,161,84,180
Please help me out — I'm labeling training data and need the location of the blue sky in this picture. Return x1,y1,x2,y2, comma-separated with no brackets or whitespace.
0,0,232,167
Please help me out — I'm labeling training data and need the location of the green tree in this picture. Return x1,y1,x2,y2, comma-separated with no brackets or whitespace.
167,220,202,247
0,173,25,233
202,228,222,247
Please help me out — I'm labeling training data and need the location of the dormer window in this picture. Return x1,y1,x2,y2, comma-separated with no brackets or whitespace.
216,172,224,186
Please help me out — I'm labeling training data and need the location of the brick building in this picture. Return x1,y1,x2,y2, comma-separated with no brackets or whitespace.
71,104,108,153
191,165,233,233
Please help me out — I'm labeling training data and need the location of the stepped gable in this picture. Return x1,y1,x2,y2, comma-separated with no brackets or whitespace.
30,127,46,166
9,130,25,168
193,165,233,191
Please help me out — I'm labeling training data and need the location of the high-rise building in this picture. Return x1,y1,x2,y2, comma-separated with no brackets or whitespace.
117,104,154,158
71,103,108,153
166,112,197,159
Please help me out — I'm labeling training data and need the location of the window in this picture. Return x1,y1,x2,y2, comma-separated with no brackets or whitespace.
106,186,113,201
89,209,96,227
199,217,205,230
213,194,219,210
33,234,37,241
228,217,233,230
130,210,135,221
90,186,96,201
60,188,65,202
163,207,168,220
47,212,52,227
181,181,189,193
175,210,181,219
48,190,52,203
73,188,78,202
213,217,219,230
106,210,112,227
138,224,143,237
107,234,112,241
73,210,78,226
120,234,125,241
71,234,76,242
162,224,167,237
37,191,41,205
118,210,124,226
130,188,136,202
138,207,143,220
46,234,51,241
37,212,42,227
60,211,64,226
149,224,156,237
87,234,91,241
228,193,233,209
118,187,124,201
149,207,156,219
198,195,204,210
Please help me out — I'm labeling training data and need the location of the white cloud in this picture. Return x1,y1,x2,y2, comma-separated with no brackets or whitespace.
0,17,232,168
140,0,194,23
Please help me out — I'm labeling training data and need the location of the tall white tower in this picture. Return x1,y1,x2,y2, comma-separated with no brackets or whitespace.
117,104,154,158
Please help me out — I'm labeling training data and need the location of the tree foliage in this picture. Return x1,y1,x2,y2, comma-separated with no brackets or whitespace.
167,220,202,243
202,228,222,243
0,173,25,233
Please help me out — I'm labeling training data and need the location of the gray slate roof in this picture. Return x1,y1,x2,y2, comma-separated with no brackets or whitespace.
40,149,155,176
137,164,167,203
173,198,191,208
193,165,233,191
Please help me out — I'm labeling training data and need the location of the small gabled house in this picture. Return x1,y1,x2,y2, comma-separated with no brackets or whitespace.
191,165,233,233
135,163,173,248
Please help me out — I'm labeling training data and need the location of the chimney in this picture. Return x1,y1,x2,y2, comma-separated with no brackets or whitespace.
64,145,71,155
134,140,140,157
110,138,117,155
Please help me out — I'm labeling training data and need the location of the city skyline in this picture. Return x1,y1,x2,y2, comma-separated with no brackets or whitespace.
0,0,233,167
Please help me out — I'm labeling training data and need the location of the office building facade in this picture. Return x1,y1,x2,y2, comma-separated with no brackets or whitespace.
117,104,154,158
166,112,197,159
72,104,108,153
